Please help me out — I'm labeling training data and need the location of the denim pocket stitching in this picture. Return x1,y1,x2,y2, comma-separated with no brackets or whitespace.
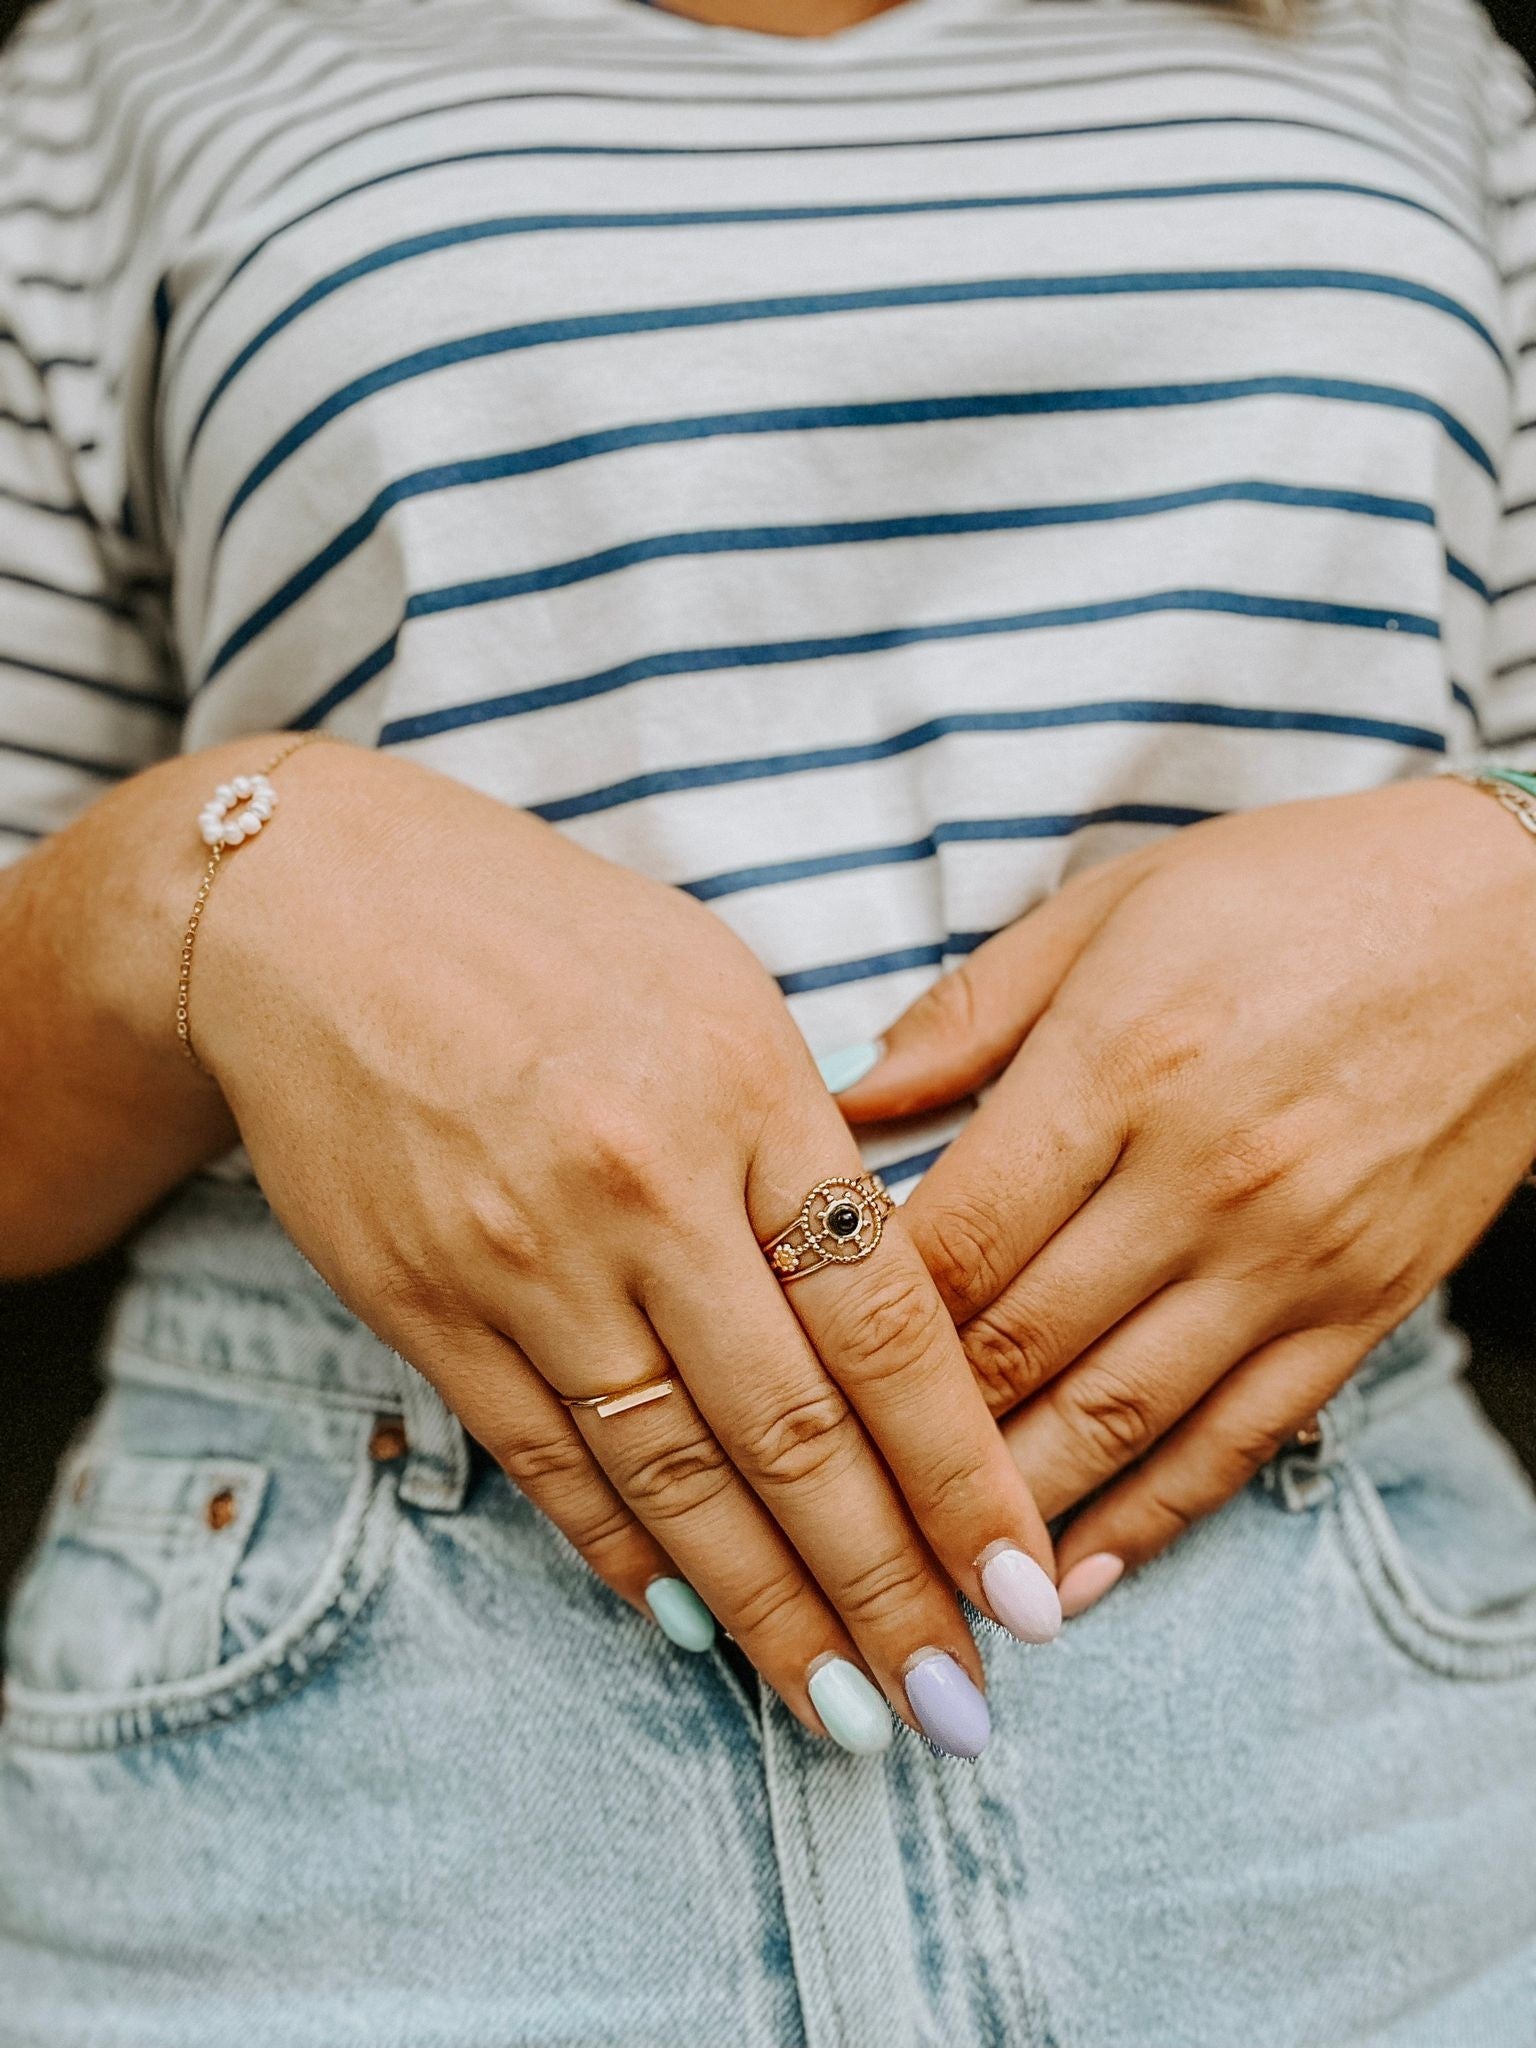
2,1456,399,1751
1327,1458,1536,1682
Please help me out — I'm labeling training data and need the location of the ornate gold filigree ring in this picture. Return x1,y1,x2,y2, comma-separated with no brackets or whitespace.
761,1172,894,1284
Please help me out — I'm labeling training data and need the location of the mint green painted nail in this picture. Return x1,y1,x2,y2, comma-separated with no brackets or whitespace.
645,1578,716,1653
807,1657,894,1756
816,1041,882,1094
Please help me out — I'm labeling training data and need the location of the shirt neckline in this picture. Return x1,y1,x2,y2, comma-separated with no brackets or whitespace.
611,0,987,58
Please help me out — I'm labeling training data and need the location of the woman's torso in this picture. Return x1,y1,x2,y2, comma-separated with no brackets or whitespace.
7,0,1529,1184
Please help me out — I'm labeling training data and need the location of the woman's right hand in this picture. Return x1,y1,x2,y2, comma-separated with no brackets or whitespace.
192,742,1059,1752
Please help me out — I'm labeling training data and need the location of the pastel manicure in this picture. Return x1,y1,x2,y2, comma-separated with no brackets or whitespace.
645,1578,716,1652
1058,1553,1125,1618
979,1544,1063,1644
815,1041,883,1094
807,1657,895,1756
904,1650,991,1760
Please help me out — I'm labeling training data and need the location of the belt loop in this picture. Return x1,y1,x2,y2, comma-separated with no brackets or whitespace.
396,1359,471,1514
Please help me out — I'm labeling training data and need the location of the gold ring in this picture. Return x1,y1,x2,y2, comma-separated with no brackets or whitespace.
763,1172,894,1283
561,1375,677,1420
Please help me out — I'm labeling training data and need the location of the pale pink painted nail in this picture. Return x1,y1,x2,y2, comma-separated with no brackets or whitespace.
1058,1553,1124,1618
978,1543,1062,1643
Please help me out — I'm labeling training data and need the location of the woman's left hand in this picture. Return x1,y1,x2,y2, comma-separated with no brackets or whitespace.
837,779,1536,1599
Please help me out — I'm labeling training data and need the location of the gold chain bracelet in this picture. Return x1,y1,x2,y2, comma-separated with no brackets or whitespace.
176,732,324,1075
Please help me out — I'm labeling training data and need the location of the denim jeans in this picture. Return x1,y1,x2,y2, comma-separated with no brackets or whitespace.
3,1177,1535,2047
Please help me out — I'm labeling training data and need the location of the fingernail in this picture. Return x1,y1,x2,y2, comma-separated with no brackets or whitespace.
807,1655,895,1756
645,1577,716,1652
1058,1553,1124,1618
904,1649,991,1760
816,1041,883,1094
978,1542,1062,1644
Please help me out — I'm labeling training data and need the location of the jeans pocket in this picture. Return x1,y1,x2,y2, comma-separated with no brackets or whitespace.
4,1448,269,1695
2,1397,398,1751
1325,1380,1536,1682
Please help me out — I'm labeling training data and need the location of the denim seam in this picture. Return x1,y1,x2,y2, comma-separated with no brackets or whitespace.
1,1460,398,1750
1328,1460,1536,1681
106,1343,398,1415
793,1743,853,2048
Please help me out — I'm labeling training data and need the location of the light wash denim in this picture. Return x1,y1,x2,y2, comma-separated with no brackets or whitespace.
3,1177,1535,2047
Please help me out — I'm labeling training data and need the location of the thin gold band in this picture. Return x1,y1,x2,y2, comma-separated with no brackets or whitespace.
560,1376,677,1420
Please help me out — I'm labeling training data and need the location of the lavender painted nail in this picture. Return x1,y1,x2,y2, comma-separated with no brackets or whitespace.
904,1650,991,1760
979,1543,1062,1644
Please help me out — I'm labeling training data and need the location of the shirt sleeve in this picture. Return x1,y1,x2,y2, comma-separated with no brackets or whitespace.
0,8,182,872
1469,27,1536,772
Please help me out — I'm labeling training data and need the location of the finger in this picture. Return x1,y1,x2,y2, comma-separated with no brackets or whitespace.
645,1213,1000,1723
896,1009,1125,1323
748,1121,1062,1652
524,1299,899,1748
1052,1322,1372,1597
402,1321,692,1637
836,858,1142,1123
999,1277,1275,1522
958,1171,1183,1418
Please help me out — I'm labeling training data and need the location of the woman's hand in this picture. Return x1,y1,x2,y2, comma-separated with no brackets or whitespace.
191,743,1057,1751
838,779,1536,1604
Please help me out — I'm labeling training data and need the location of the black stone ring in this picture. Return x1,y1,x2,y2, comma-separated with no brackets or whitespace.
763,1173,894,1283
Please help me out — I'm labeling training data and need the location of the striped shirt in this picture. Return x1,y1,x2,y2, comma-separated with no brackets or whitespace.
4,0,1536,1191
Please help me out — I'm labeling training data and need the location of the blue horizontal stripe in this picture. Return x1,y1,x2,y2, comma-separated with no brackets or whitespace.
0,734,127,778
172,102,1482,379
781,922,1059,997
879,1141,952,1190
780,941,953,996
0,480,90,522
208,377,1489,690
533,699,1446,826
687,806,1217,902
779,901,1179,998
365,590,1438,748
0,817,43,843
0,650,180,714
180,178,1464,462
253,482,1432,703
218,267,1501,542
0,566,130,616
1447,553,1491,601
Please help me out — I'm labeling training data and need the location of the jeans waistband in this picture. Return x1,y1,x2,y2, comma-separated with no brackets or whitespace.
108,1180,1463,1507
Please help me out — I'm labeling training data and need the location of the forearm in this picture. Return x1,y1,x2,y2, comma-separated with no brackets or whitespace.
0,736,296,1278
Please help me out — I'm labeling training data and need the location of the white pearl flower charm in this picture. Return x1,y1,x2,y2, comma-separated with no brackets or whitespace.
199,773,277,849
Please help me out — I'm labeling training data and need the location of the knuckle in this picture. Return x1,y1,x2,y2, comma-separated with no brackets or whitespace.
1221,1416,1294,1479
908,963,982,1047
836,1545,937,1629
1139,1480,1198,1543
742,1386,859,1490
920,1194,1009,1315
462,1179,550,1282
964,1308,1056,1411
579,1107,677,1215
618,1431,733,1522
488,1420,592,1492
826,1267,949,1387
728,1561,813,1642
1201,1124,1303,1216
917,1442,995,1525
573,1505,648,1570
1100,1006,1206,1101
1057,1369,1163,1464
